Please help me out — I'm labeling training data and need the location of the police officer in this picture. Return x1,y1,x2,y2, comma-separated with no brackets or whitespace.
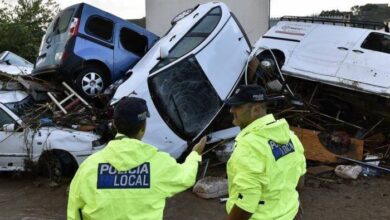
224,85,306,220
67,97,206,220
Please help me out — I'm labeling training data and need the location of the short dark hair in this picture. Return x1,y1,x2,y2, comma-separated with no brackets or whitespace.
113,97,149,137
114,119,145,137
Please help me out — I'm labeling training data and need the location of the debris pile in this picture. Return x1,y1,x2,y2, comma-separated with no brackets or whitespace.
238,54,390,182
193,176,228,199
1,71,110,127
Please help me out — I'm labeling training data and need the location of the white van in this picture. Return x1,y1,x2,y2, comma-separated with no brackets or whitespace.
253,17,390,98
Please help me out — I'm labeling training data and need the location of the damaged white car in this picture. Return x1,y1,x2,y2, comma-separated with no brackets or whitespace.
251,17,390,138
0,92,104,177
253,17,390,98
0,51,33,75
112,2,250,158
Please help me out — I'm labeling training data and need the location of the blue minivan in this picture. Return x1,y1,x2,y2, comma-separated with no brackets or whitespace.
33,3,159,97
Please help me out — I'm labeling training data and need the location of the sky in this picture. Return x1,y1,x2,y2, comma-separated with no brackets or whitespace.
4,0,390,19
57,0,145,18
271,0,390,17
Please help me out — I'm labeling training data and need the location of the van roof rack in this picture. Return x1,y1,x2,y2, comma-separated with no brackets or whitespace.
280,16,387,31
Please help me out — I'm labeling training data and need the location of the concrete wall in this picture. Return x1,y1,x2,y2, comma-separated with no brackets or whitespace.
145,0,270,44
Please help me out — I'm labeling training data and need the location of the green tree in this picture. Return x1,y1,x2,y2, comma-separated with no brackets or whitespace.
319,10,344,17
0,0,59,62
351,4,390,22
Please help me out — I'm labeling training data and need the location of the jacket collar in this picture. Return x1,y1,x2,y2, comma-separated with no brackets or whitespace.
103,133,158,171
236,114,276,141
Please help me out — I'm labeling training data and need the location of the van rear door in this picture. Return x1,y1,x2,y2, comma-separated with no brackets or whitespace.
35,6,78,70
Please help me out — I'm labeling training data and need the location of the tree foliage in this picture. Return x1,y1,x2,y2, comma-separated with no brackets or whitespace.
0,0,59,62
319,10,344,17
351,4,390,22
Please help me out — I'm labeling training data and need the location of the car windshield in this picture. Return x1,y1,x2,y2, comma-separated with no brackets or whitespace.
0,52,33,68
148,56,222,139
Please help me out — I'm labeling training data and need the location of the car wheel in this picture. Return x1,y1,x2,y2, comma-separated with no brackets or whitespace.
75,67,109,98
258,54,284,74
38,151,63,182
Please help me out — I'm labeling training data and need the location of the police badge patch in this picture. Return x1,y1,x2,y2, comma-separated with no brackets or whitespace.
268,140,295,161
97,163,150,189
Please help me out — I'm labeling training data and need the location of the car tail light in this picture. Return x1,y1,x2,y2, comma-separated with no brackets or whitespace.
61,51,68,62
69,17,80,37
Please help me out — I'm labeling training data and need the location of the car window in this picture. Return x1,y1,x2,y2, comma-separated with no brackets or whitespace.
48,8,75,37
86,16,114,41
361,32,390,54
0,108,15,129
148,56,221,139
120,27,148,56
151,6,222,72
3,52,33,68
54,9,74,35
4,96,33,119
43,8,74,44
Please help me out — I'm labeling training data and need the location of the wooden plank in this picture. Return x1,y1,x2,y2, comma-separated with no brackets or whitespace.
307,165,335,175
291,127,364,163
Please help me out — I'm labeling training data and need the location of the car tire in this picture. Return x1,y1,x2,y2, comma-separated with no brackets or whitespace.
258,54,284,74
75,66,109,98
38,151,63,182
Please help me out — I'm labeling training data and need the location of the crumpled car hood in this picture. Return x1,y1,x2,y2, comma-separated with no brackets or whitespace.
0,63,32,75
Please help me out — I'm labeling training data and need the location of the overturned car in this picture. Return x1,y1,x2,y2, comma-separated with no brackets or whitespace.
0,51,33,75
111,2,251,158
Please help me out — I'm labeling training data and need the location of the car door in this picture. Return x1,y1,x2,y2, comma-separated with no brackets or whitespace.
195,14,250,100
288,25,366,77
0,104,26,171
337,31,390,90
35,6,76,69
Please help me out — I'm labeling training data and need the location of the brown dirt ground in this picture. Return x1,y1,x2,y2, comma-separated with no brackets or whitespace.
0,172,389,220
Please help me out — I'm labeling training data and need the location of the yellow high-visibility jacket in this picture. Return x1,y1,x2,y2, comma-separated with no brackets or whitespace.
226,114,306,220
67,135,201,220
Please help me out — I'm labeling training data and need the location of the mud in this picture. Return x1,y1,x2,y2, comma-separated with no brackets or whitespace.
0,173,389,220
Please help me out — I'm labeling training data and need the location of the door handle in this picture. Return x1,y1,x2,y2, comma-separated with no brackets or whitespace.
352,49,364,54
337,47,349,51
169,35,176,42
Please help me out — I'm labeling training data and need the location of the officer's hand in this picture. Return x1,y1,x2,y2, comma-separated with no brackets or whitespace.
192,136,207,155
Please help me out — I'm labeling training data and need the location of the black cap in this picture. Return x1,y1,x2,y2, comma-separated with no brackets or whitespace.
224,85,284,106
114,97,150,123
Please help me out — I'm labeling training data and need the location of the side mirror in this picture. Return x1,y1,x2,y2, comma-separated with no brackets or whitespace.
3,123,15,132
160,45,170,59
4,60,11,65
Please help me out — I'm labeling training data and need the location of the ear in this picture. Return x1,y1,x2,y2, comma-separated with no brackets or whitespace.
140,122,147,134
250,103,262,118
112,120,117,129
